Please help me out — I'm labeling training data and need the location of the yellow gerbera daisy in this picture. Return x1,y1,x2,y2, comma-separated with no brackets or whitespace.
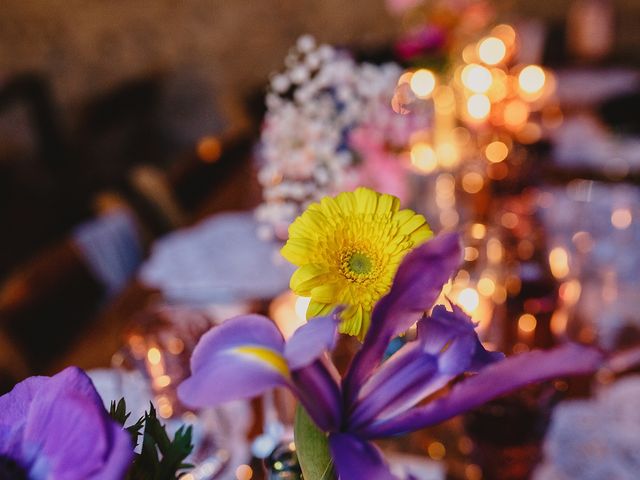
281,187,432,340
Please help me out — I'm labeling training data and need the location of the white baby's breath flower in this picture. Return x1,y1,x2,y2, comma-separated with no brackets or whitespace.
255,35,424,239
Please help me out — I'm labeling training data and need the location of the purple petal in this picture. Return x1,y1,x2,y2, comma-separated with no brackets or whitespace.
0,367,104,417
0,376,48,459
360,343,603,438
0,367,107,460
23,387,132,480
418,305,504,374
329,433,398,480
348,342,439,430
0,376,47,426
179,315,289,408
93,420,136,480
291,359,343,432
285,312,340,370
190,314,285,372
349,305,503,430
344,233,461,403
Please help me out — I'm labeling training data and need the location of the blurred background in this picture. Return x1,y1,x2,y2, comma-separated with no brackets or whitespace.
1,1,640,479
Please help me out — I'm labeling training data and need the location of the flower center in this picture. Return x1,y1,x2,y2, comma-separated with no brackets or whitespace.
340,247,381,284
348,252,373,275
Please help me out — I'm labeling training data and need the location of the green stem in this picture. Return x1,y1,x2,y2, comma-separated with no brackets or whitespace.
293,405,337,480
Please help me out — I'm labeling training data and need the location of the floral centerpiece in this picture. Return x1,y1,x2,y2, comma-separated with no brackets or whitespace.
180,188,602,479
255,37,430,240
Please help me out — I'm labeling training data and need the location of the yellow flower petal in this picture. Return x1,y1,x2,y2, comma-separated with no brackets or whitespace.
376,193,400,216
290,265,328,294
281,187,432,339
307,300,334,319
353,187,379,214
281,238,315,264
310,283,340,303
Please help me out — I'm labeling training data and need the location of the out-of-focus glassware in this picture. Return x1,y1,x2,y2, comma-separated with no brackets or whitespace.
117,305,254,479
539,180,640,349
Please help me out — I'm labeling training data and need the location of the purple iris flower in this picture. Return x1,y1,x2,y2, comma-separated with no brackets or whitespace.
178,233,602,479
0,367,133,480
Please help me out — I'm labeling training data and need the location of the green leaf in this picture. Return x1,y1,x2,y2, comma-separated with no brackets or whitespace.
123,402,194,480
109,397,144,448
109,398,131,425
138,403,194,480
293,405,336,480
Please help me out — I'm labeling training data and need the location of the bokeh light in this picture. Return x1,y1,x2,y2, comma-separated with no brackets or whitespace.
411,142,437,173
478,37,507,65
611,208,632,229
549,247,570,279
485,141,509,163
461,64,493,93
462,172,484,193
458,287,480,313
410,69,436,98
466,94,491,120
518,65,546,94
518,313,537,333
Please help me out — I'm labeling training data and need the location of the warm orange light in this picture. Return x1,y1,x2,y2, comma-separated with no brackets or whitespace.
487,69,508,102
485,141,509,163
549,247,570,279
471,223,486,239
518,65,546,94
235,464,254,480
461,64,493,93
465,464,483,480
271,290,307,339
427,441,446,460
436,142,460,168
458,288,480,313
464,246,479,261
492,284,507,303
147,347,162,365
491,24,517,47
487,238,503,263
462,172,484,193
611,208,632,229
197,136,222,163
517,122,543,144
397,71,413,85
433,85,456,114
504,100,529,130
478,37,507,65
559,279,582,306
410,142,437,173
501,212,519,229
157,395,173,418
155,375,171,388
410,69,436,98
551,309,569,336
518,313,537,333
462,44,478,64
478,277,496,296
466,94,491,120
435,172,456,198
167,338,184,355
